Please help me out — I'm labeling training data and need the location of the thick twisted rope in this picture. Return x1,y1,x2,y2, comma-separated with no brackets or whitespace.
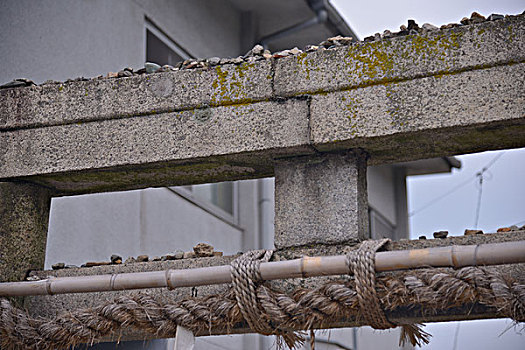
230,250,274,335
230,250,303,348
1,267,524,349
346,239,430,345
347,238,394,329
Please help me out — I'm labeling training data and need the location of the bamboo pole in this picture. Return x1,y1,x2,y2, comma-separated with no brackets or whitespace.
1,241,524,297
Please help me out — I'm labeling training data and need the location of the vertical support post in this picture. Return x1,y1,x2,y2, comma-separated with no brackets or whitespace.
274,150,369,249
0,182,52,282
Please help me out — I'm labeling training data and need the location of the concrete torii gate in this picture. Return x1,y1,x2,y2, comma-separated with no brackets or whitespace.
0,13,524,344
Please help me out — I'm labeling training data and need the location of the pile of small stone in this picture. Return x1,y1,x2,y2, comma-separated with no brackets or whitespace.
497,225,524,232
418,229,485,239
1,11,520,91
362,12,506,43
417,224,524,240
50,243,222,270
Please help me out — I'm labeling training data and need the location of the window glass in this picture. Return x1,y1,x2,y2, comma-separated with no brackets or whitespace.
192,182,234,215
369,208,395,240
146,29,183,66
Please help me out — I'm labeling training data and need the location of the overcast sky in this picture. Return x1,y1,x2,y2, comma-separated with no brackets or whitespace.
330,1,525,349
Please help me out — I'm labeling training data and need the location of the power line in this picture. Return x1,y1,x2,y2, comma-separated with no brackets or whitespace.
409,152,505,218
408,177,473,217
473,152,504,228
512,219,525,227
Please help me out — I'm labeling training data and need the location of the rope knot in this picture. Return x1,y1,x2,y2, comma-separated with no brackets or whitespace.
347,238,431,346
230,250,274,335
346,238,394,329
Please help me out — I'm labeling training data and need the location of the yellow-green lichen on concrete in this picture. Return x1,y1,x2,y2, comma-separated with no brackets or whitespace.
343,41,396,83
210,64,255,105
338,29,465,88
296,52,313,80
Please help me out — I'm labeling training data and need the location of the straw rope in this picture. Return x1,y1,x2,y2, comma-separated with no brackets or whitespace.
1,257,524,349
347,238,394,330
230,250,276,335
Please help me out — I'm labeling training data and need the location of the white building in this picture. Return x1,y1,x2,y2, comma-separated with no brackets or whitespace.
0,1,459,349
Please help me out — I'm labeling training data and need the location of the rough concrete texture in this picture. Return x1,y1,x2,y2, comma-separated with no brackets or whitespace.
22,231,525,341
0,182,52,282
274,15,525,96
1,98,313,192
310,63,525,162
274,229,525,260
0,60,273,130
274,151,368,248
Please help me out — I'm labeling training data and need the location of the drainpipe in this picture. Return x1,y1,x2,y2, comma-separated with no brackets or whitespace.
257,178,274,250
258,2,328,49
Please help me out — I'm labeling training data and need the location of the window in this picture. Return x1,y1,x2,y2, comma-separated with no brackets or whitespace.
145,18,190,65
369,208,395,240
191,182,234,215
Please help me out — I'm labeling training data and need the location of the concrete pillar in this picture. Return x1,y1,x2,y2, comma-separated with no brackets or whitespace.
0,182,52,282
274,150,369,249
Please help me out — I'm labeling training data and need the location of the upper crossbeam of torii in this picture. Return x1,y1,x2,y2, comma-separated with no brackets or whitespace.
0,12,524,348
1,14,523,194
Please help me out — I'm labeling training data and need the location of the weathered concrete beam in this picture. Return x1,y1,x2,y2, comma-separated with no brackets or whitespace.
0,15,524,194
0,182,52,282
0,61,274,130
22,231,525,342
274,15,525,96
310,63,525,162
2,15,522,131
1,99,314,193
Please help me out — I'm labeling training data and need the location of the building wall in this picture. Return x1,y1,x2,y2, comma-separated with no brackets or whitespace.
0,0,241,85
135,0,241,59
46,188,245,269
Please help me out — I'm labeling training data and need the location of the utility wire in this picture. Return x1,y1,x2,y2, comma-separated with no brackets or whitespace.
409,152,505,218
512,219,525,227
474,174,484,228
409,176,474,217
474,152,504,228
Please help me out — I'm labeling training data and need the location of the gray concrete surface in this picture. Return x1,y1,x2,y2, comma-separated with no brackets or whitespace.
0,182,52,282
0,60,273,131
3,61,523,194
273,14,525,96
1,15,524,195
1,98,313,193
274,151,368,248
0,0,241,85
310,62,525,162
